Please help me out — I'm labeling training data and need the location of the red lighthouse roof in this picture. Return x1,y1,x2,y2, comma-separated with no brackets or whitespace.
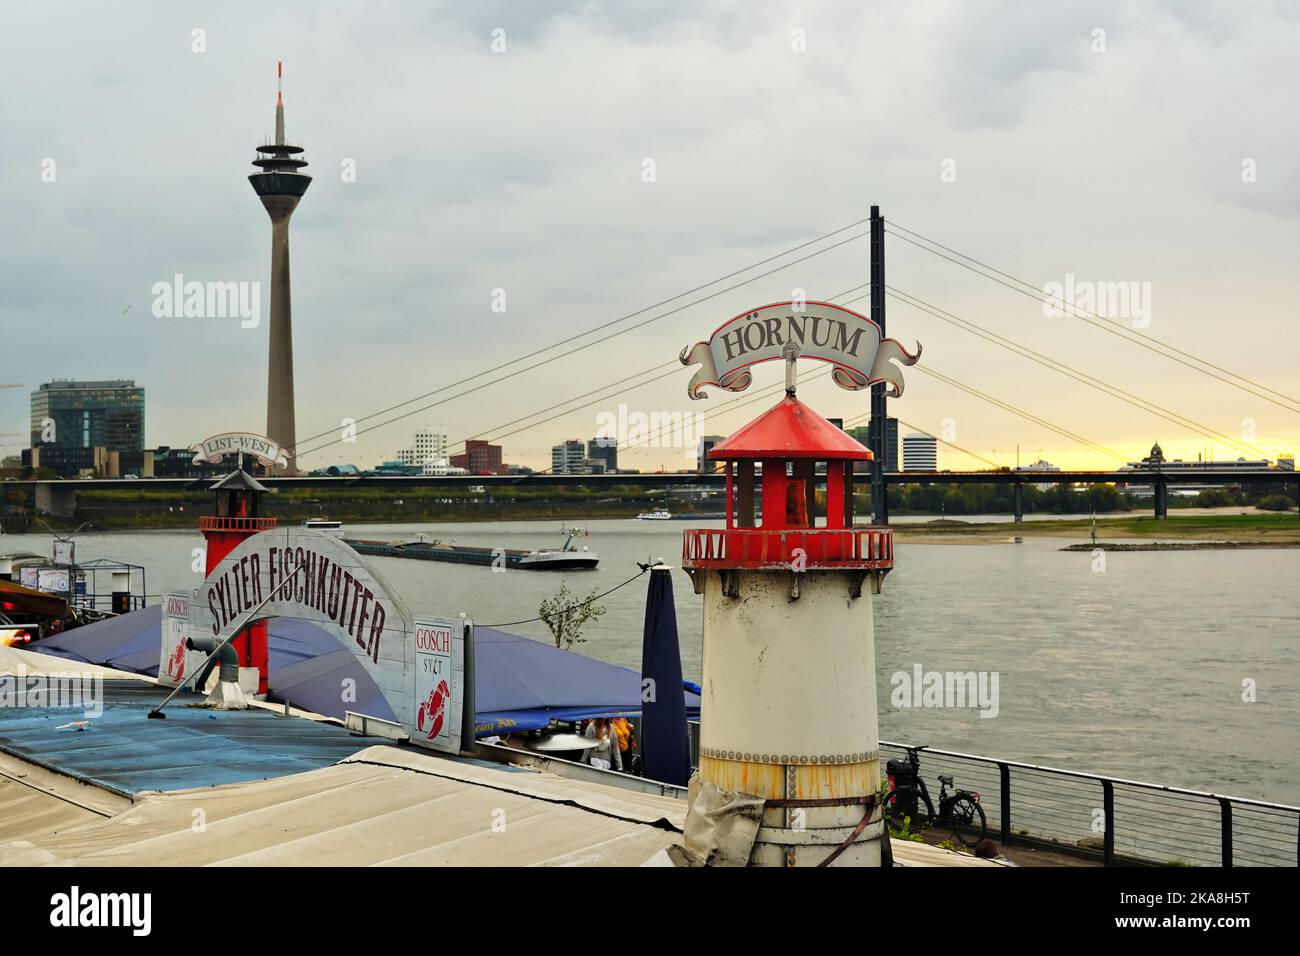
709,394,873,461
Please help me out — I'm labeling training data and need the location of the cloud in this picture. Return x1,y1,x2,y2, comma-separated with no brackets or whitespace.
0,0,1296,471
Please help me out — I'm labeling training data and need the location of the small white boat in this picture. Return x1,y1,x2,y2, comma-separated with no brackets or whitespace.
303,518,344,538
516,528,599,570
636,509,672,521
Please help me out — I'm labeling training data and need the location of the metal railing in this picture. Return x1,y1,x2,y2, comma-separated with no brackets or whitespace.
685,724,1298,866
198,516,278,532
682,527,894,569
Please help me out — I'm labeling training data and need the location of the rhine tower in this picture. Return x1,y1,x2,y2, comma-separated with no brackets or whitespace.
249,62,310,474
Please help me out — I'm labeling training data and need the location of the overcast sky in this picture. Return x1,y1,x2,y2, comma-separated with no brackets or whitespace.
2,0,1297,471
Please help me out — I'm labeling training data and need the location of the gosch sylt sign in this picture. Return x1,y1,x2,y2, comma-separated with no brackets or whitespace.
680,300,920,399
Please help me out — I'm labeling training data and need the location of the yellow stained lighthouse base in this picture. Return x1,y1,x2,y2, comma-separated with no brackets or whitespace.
699,755,882,867
691,568,885,866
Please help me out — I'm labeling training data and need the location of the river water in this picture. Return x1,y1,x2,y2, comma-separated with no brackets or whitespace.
3,517,1296,806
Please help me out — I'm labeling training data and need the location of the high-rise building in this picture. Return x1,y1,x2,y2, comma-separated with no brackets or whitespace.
863,416,899,472
848,418,897,473
587,438,617,474
698,435,725,473
902,432,938,471
249,62,311,474
28,380,145,477
551,440,587,474
413,427,448,465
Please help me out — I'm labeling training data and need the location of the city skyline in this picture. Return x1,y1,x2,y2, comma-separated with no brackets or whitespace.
2,1,1298,473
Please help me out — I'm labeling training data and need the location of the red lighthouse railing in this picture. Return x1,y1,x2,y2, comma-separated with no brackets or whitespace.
199,516,279,533
682,527,893,572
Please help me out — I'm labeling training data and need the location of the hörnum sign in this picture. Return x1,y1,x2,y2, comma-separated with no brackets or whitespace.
680,301,921,399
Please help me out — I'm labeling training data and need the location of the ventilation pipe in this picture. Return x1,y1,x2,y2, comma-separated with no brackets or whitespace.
186,632,250,710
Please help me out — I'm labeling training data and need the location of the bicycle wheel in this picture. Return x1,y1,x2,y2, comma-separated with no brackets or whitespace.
948,794,987,847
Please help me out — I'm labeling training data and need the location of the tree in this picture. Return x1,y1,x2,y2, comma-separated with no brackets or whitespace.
538,582,607,650
1256,494,1296,512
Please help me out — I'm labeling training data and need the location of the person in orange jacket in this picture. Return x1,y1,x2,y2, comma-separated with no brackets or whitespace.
611,717,635,772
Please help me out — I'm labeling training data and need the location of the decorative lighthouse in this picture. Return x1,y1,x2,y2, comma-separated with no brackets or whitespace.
199,469,278,694
680,346,895,866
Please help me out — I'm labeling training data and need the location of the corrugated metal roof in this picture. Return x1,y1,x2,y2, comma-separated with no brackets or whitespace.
0,743,995,867
0,745,685,866
0,751,130,845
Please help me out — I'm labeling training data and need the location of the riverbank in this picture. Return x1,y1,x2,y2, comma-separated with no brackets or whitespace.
1060,540,1300,551
888,513,1300,546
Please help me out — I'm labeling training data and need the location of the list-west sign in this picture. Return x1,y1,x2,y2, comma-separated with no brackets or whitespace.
680,301,921,399
190,432,289,469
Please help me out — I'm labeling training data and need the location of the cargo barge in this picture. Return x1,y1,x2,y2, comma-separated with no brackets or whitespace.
344,527,598,571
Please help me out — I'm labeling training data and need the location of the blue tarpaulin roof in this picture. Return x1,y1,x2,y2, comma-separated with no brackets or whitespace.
32,608,700,736
0,681,391,797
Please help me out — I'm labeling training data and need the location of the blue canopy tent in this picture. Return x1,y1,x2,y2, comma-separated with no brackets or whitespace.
32,608,700,735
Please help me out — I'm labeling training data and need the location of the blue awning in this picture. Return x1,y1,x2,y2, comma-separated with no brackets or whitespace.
31,609,700,735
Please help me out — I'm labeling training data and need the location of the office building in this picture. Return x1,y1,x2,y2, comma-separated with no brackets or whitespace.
698,435,725,473
902,432,938,471
413,427,448,465
28,380,145,477
451,439,504,475
551,440,587,474
587,438,618,474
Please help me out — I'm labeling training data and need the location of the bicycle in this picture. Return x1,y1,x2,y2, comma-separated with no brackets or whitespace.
884,745,988,847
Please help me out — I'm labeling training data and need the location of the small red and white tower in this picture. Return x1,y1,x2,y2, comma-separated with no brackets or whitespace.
681,367,894,866
200,470,278,694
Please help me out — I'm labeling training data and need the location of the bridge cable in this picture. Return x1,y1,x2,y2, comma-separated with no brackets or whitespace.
289,221,874,457
884,221,1300,414
882,286,1275,461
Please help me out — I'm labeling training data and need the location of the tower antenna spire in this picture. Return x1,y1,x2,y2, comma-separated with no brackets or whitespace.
275,61,285,145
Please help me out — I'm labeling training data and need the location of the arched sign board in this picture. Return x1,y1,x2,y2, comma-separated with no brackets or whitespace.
679,300,921,399
171,528,473,755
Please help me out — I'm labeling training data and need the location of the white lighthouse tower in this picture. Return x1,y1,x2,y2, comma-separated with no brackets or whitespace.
681,372,894,866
